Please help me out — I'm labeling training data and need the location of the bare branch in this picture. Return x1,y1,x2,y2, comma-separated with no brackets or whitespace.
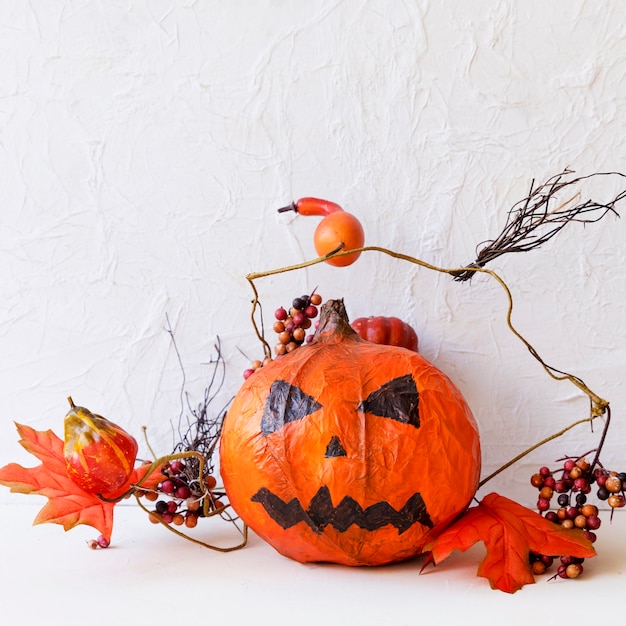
453,170,625,281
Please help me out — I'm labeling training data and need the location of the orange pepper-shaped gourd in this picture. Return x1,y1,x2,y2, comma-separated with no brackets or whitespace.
64,397,138,495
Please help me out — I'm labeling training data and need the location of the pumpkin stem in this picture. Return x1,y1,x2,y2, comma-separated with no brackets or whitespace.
313,299,360,341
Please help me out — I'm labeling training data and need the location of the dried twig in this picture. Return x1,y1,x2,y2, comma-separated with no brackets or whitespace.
452,170,625,281
164,320,231,485
133,323,247,550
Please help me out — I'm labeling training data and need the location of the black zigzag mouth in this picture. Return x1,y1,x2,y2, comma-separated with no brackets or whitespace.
251,485,433,535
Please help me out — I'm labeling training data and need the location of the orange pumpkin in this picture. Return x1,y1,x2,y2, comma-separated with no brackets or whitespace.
351,315,418,352
220,300,480,566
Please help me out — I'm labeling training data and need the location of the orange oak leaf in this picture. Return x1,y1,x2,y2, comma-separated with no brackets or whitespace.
0,423,164,542
423,492,596,593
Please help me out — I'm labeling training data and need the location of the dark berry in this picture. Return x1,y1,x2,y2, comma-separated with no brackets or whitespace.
304,305,318,318
275,307,288,321
554,480,568,493
175,484,191,500
573,477,589,492
168,460,185,475
292,311,306,327
586,514,601,530
537,497,551,512
159,479,175,495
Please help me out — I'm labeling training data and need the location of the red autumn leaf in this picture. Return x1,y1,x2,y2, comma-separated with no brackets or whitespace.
423,492,596,593
0,423,164,542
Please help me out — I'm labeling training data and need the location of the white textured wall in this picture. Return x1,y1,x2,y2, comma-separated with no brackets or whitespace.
1,0,625,507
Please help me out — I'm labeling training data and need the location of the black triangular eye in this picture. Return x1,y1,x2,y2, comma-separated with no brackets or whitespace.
261,380,322,435
359,374,420,428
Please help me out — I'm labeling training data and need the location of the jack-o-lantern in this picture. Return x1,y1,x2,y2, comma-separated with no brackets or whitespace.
220,300,481,566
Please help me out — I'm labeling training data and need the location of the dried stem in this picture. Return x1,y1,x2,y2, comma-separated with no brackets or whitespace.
141,425,158,460
164,323,231,481
478,417,596,488
589,405,612,474
246,245,609,486
134,489,248,552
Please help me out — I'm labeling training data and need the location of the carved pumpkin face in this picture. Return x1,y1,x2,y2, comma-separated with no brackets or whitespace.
220,300,481,566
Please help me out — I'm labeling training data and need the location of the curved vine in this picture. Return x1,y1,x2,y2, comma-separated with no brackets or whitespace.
245,245,610,487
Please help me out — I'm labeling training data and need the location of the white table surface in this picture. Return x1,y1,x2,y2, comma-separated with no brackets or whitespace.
1,501,624,626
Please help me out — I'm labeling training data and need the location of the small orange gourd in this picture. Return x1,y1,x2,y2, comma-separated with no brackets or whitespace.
351,315,419,352
220,300,480,566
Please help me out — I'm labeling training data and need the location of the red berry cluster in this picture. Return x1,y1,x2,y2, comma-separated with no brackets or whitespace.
137,459,224,529
243,291,323,379
273,291,322,354
529,553,585,579
529,457,626,579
